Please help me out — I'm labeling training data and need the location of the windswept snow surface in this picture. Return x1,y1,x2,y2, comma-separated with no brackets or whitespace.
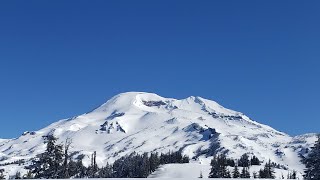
0,92,317,178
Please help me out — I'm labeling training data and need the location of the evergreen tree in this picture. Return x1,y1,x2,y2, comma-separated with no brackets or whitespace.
149,152,160,173
250,155,261,165
98,163,113,178
265,160,275,179
141,153,150,177
74,157,87,178
14,171,21,179
25,148,188,179
258,168,266,178
226,159,236,167
238,153,250,167
208,154,230,178
209,156,219,178
182,155,190,163
27,134,64,179
23,171,33,179
67,159,77,178
87,151,98,178
258,160,275,179
52,143,64,178
287,170,297,179
240,167,251,178
291,170,297,179
303,134,320,180
159,151,189,164
232,165,240,178
62,138,72,179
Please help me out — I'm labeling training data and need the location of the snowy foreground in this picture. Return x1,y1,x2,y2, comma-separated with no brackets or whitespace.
148,163,302,179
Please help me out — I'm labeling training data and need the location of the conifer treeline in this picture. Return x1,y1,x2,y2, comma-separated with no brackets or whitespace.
208,153,294,179
1,134,320,179
16,135,189,179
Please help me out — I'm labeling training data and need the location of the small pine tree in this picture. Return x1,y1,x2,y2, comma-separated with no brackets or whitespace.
259,160,275,179
208,156,219,178
199,171,203,178
292,170,297,179
23,170,33,179
287,170,297,179
252,171,257,178
14,171,21,179
303,134,320,180
232,166,240,178
259,168,266,178
240,167,250,178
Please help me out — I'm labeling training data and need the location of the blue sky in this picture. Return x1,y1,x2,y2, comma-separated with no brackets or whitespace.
0,1,319,138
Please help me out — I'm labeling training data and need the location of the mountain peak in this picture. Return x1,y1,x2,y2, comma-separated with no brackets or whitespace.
0,92,315,178
93,92,238,117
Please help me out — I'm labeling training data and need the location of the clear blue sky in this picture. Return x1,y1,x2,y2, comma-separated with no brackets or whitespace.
0,1,319,138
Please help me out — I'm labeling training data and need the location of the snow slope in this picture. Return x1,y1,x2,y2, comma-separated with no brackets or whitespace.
148,161,302,179
0,92,317,178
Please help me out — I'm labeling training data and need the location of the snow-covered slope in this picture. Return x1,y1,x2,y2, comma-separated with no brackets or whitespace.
148,162,294,179
0,92,317,178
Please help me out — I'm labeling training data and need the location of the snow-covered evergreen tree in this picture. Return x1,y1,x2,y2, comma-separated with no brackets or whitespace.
27,134,64,179
303,134,320,180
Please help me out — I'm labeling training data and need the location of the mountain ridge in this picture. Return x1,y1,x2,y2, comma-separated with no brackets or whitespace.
0,92,317,178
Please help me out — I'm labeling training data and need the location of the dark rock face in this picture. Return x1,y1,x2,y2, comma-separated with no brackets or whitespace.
183,123,218,141
100,121,126,134
142,100,166,107
106,111,125,120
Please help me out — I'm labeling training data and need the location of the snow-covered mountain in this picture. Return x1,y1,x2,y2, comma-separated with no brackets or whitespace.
0,92,317,178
